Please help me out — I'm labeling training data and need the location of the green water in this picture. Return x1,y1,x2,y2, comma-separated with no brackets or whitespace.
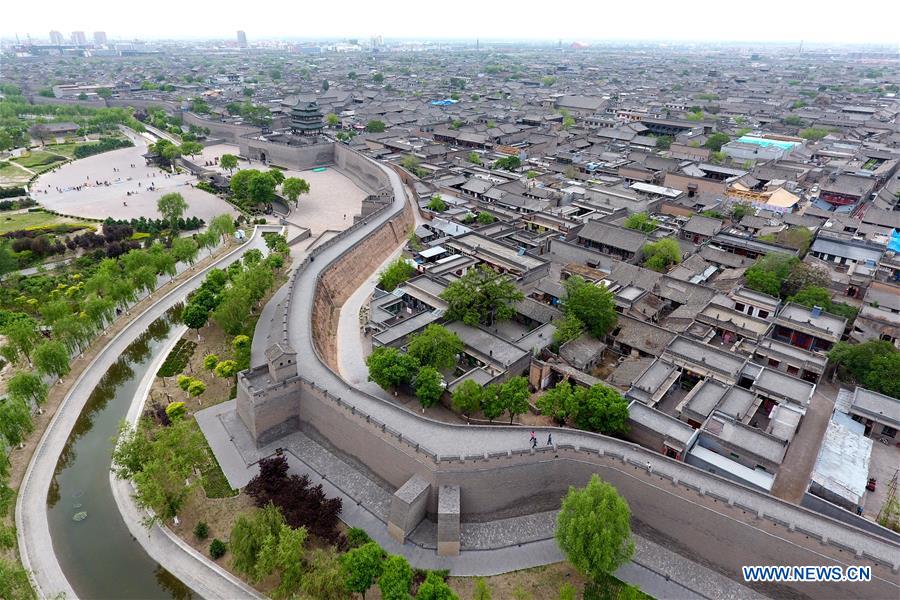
46,309,193,599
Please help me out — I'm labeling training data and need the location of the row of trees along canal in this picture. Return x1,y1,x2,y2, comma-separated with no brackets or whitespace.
0,191,240,597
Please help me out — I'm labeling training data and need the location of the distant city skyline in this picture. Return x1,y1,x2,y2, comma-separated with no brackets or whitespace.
4,0,899,45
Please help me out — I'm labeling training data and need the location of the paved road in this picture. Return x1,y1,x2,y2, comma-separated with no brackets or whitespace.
275,158,900,574
16,226,274,600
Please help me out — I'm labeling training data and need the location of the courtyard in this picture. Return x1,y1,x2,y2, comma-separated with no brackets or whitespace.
33,129,236,223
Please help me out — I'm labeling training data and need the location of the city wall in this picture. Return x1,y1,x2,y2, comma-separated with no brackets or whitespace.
181,112,261,145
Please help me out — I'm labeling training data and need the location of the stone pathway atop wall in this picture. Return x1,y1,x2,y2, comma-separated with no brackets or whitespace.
199,399,764,598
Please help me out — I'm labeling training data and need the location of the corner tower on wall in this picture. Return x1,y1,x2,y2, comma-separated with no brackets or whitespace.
290,100,324,136
266,341,298,382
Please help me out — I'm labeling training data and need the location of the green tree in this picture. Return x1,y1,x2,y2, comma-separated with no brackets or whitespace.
426,195,447,212
326,113,340,127
451,379,483,416
366,347,420,390
557,475,634,585
378,257,416,292
281,177,310,204
730,203,752,220
267,169,285,186
302,549,347,600
0,242,17,278
414,367,444,408
481,384,504,422
157,192,188,239
179,141,203,157
372,73,385,83
213,286,253,336
416,571,458,600
703,133,730,152
171,237,199,265
7,372,48,407
214,359,238,378
655,135,674,150
562,276,617,339
182,303,209,337
498,376,530,424
366,120,386,133
493,155,521,171
743,253,798,297
340,541,384,598
473,578,492,600
476,212,496,225
570,384,629,435
536,379,575,425
210,213,237,244
187,379,206,400
219,153,238,172
467,151,482,165
642,238,682,272
552,313,585,348
203,354,219,370
0,397,33,446
228,503,285,579
33,340,70,378
379,554,413,600
1,316,39,365
407,324,463,371
828,341,900,399
623,212,658,233
440,265,524,326
800,127,829,141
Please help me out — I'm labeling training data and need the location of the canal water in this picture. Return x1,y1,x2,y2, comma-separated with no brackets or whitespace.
46,308,192,599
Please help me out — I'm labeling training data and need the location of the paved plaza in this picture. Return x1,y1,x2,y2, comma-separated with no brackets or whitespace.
33,130,236,223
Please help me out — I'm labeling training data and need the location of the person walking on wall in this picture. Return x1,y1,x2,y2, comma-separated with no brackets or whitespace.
547,433,552,446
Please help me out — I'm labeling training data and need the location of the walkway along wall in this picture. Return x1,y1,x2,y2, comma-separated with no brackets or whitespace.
234,150,900,598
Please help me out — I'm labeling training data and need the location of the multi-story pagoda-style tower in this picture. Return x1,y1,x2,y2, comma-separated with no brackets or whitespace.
290,100,323,135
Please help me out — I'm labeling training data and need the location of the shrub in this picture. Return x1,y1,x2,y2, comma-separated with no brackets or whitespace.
194,521,209,540
209,538,227,559
164,401,186,420
346,527,372,548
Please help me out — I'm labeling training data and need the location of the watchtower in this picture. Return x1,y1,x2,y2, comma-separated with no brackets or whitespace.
265,342,298,382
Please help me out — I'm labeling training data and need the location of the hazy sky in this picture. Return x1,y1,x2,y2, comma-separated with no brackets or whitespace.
4,0,899,44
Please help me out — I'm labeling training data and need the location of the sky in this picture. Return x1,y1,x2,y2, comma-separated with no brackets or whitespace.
3,0,899,45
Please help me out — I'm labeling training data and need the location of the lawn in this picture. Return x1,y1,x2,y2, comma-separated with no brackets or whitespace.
44,142,81,158
0,210,93,234
11,150,68,174
0,160,33,186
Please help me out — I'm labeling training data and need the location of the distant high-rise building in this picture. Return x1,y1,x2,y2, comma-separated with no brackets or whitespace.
71,31,87,46
94,31,107,45
49,30,63,45
237,30,248,48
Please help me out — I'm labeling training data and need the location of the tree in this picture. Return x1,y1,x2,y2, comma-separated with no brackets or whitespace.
481,384,504,422
302,549,347,600
182,303,209,337
557,475,634,585
416,572,458,600
210,213,237,244
655,135,673,150
379,554,413,600
800,127,829,141
828,341,900,399
366,347,420,390
33,340,70,378
703,133,730,152
642,238,682,272
0,242,16,278
372,73,385,84
497,377,530,424
467,151,482,165
267,524,308,598
476,212,496,225
781,262,828,298
536,379,575,425
179,141,203,157
451,379,483,416
219,153,238,172
187,379,206,400
473,578,492,600
171,237,199,265
213,285,253,336
493,155,521,171
426,195,447,212
366,120,386,133
407,325,463,371
730,203,752,220
281,177,310,205
326,113,340,127
440,265,524,326
623,212,658,233
230,169,278,207
0,397,33,446
340,541,384,598
1,316,39,365
7,372,48,407
562,276,617,339
744,253,798,298
229,503,285,580
214,359,238,378
569,384,629,435
414,367,444,408
378,258,416,292
157,193,188,240
552,313,584,348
